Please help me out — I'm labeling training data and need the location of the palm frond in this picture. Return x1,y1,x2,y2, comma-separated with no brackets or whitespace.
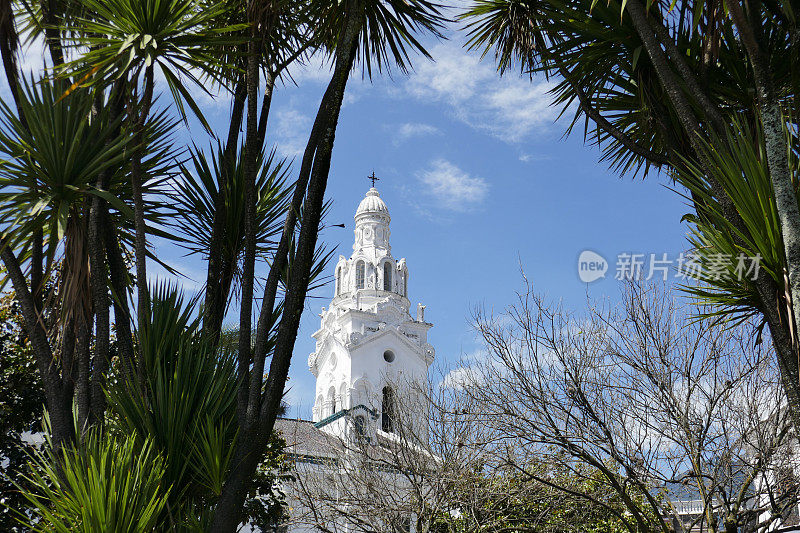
313,0,447,79
106,282,239,525
675,117,796,324
15,416,170,533
173,142,293,302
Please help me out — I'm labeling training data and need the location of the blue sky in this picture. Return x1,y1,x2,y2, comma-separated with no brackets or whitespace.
5,16,691,420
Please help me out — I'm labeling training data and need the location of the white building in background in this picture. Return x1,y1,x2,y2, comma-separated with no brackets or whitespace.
275,186,435,532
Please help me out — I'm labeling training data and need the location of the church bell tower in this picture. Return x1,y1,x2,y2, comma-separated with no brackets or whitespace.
308,186,435,442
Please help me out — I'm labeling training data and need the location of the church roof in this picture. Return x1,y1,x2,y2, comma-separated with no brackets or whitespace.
355,187,389,219
275,417,344,459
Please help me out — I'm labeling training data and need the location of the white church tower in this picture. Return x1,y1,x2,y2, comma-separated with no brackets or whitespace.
308,186,435,442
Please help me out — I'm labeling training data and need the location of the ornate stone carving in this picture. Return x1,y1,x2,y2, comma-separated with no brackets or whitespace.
348,331,363,347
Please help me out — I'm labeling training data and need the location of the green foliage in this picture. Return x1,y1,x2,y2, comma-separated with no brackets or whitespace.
459,0,798,177
173,144,293,302
0,75,177,277
0,77,129,250
675,119,799,325
434,461,647,533
0,293,43,532
106,284,239,527
17,421,171,533
106,284,288,529
66,0,246,128
314,0,447,78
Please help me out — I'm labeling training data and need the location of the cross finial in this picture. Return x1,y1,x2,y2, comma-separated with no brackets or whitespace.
368,171,380,188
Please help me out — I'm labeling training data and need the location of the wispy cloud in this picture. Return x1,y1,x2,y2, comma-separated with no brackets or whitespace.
440,365,483,390
390,122,441,146
519,152,552,163
286,53,333,85
0,36,46,101
416,159,489,212
439,348,489,390
273,107,312,158
405,42,557,142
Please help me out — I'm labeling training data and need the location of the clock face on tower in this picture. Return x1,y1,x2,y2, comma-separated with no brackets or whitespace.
364,226,373,242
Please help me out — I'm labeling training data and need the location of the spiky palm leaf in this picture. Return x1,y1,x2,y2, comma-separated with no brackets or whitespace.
63,0,246,128
0,77,130,334
460,0,797,177
15,418,170,533
675,118,797,325
313,0,446,79
0,77,129,248
106,283,239,527
173,143,293,304
198,0,318,92
280,200,336,296
0,77,178,310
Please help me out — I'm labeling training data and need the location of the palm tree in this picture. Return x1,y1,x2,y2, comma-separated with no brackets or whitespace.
106,284,239,528
0,77,127,444
0,76,174,444
201,0,316,348
675,121,800,412
103,284,292,528
210,0,445,530
65,0,243,323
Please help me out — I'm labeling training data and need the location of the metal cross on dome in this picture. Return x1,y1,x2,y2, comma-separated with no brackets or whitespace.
368,171,380,188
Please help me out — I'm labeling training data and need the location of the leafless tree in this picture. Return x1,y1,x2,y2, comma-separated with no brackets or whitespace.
455,279,796,533
284,376,624,533
283,378,466,532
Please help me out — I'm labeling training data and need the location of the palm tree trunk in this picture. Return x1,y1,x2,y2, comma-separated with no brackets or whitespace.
0,0,25,126
237,37,261,416
40,0,65,68
756,276,800,434
1,242,74,449
210,4,361,530
88,80,128,412
256,69,275,150
204,77,247,347
74,319,90,432
88,169,111,426
132,65,155,323
103,219,137,384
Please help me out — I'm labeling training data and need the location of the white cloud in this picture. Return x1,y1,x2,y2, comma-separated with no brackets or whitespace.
405,42,557,142
273,107,312,158
0,36,47,102
440,365,483,390
519,152,552,163
286,53,333,85
417,159,488,212
391,122,440,145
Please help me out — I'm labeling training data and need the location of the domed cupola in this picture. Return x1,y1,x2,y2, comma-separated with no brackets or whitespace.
353,187,391,254
355,187,390,222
